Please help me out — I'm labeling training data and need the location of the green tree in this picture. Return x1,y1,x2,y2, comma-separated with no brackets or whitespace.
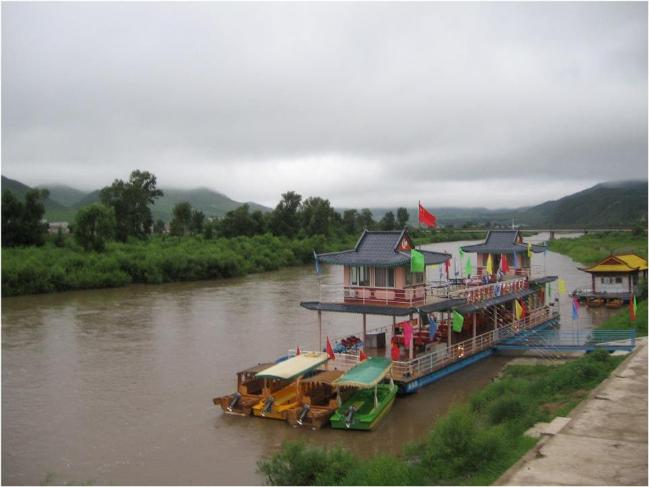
169,202,192,236
342,209,360,235
269,191,302,237
397,207,409,228
358,208,375,230
74,203,116,252
380,210,397,231
1,189,48,247
190,209,205,235
100,170,163,241
153,219,166,235
300,197,336,236
219,204,264,237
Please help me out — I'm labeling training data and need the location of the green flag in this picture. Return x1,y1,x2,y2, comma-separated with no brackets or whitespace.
411,249,425,272
452,310,464,332
459,248,465,259
547,283,552,298
465,256,472,275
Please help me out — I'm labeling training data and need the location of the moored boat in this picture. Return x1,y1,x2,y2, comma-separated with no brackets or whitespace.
588,298,604,308
329,357,397,431
252,352,329,420
213,363,276,416
285,370,344,429
605,298,624,309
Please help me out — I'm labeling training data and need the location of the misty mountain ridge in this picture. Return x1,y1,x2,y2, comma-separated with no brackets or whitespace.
2,176,646,228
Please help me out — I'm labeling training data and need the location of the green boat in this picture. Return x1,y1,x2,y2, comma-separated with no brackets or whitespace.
329,357,397,431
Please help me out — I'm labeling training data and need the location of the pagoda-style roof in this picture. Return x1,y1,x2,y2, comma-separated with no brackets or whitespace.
581,254,648,274
316,229,450,268
461,230,545,255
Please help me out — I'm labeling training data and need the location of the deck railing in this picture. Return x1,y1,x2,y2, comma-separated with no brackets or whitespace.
448,278,529,304
391,306,557,381
317,283,429,306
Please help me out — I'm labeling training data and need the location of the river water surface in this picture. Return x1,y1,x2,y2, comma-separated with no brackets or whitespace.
2,233,615,485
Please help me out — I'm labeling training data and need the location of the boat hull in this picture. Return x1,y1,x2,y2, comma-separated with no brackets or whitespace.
251,383,299,420
214,394,260,416
330,384,397,431
286,406,336,429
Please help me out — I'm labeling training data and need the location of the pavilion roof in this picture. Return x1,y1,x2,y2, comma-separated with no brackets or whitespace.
461,230,546,255
582,254,648,273
316,229,450,268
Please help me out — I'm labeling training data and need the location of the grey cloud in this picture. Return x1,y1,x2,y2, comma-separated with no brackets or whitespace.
2,2,647,207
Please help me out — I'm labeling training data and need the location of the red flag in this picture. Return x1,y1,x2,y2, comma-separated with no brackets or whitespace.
359,349,367,361
500,254,509,273
391,343,400,361
418,202,437,228
629,297,636,321
444,258,451,276
326,337,335,360
296,346,301,355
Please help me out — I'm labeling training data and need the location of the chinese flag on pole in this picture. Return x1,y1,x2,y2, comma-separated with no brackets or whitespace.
326,337,335,360
418,202,437,228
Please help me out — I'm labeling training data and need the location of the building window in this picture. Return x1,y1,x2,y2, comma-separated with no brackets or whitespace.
351,266,370,286
375,268,395,288
615,277,623,284
405,268,424,286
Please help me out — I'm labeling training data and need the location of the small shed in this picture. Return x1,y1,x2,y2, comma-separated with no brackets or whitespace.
581,254,648,295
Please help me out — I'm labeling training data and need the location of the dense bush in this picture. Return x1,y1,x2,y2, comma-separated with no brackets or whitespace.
258,351,624,486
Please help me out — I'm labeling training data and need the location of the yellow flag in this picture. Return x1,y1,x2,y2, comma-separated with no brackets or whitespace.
558,279,566,294
515,299,523,320
527,242,532,258
486,254,494,275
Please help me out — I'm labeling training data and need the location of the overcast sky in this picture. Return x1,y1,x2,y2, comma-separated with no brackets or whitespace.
2,2,647,208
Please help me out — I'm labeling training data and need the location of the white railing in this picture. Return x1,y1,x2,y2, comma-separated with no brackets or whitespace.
286,349,360,373
475,264,546,279
316,283,430,306
391,306,556,381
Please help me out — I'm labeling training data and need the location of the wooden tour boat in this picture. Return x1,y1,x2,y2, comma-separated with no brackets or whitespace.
251,352,329,420
329,357,397,431
213,363,275,416
588,298,605,308
285,370,344,429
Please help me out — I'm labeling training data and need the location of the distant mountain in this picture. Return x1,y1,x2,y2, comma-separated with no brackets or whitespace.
37,183,87,207
2,176,76,221
360,180,648,229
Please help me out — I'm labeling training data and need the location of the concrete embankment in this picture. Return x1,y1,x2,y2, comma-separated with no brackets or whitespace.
497,338,648,486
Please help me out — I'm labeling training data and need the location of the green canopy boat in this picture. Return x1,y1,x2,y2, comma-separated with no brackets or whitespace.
329,356,397,431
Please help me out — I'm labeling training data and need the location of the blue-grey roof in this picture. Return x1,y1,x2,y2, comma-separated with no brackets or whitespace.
461,230,545,254
316,230,451,268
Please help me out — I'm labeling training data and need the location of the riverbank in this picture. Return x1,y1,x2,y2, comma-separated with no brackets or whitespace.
1,229,485,297
547,231,647,266
497,338,647,486
257,350,625,485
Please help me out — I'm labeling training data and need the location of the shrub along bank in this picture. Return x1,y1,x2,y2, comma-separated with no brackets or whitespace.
1,233,355,297
257,350,625,486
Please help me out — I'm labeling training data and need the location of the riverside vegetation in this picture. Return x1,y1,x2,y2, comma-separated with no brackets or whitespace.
257,350,625,486
2,169,485,297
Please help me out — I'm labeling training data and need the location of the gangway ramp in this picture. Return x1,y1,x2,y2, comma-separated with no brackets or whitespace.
495,329,636,353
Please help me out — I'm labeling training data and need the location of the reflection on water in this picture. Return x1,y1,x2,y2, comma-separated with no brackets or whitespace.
2,232,617,485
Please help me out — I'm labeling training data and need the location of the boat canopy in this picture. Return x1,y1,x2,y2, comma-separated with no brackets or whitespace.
333,357,392,388
300,370,343,386
238,363,275,375
256,352,328,381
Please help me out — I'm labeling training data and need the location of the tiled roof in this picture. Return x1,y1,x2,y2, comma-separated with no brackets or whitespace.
316,230,450,268
583,254,648,273
461,230,545,254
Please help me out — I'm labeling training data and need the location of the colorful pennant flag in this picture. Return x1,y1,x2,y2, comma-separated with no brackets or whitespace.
527,242,533,259
547,283,552,298
445,258,451,276
418,202,437,228
459,248,465,260
359,349,367,361
411,248,425,272
486,254,494,275
558,279,566,294
630,295,637,321
296,345,301,355
391,342,401,361
572,298,580,321
465,256,472,276
513,251,520,268
500,254,509,273
326,337,335,360
452,310,464,332
403,322,413,349
515,299,523,320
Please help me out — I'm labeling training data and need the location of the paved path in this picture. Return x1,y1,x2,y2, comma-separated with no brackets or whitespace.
497,338,648,486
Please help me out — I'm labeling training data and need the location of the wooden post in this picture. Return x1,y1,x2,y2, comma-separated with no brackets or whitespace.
318,310,322,352
447,311,452,350
472,312,477,350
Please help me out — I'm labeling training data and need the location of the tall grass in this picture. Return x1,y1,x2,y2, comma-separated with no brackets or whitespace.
257,350,625,486
597,300,648,337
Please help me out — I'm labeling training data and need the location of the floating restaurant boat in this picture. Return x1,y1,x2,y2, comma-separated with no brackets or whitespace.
329,357,397,431
285,370,344,429
251,352,329,420
303,229,559,394
213,362,276,416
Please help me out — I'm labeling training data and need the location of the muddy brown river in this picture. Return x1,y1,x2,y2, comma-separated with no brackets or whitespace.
2,233,615,485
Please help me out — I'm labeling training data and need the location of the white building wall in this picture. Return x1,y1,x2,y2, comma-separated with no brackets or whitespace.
597,275,628,293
